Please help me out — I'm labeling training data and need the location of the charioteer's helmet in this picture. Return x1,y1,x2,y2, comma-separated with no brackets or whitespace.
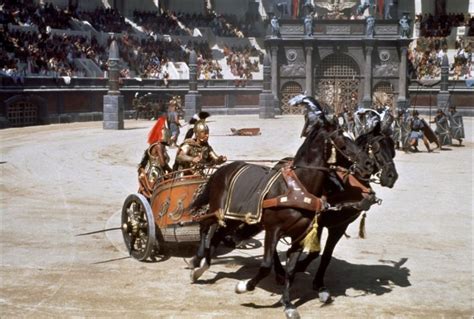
193,120,209,142
148,115,171,145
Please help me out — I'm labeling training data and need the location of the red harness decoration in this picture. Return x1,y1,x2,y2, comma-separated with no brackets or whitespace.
262,164,324,213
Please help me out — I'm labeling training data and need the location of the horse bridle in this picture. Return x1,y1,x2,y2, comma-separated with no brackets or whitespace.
291,128,363,174
326,128,366,173
365,134,394,184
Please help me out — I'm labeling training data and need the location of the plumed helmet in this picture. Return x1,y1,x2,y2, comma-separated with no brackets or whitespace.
148,115,171,145
185,112,211,140
194,120,209,135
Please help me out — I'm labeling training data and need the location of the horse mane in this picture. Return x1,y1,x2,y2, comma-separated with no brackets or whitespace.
355,122,396,158
355,121,380,146
294,120,326,164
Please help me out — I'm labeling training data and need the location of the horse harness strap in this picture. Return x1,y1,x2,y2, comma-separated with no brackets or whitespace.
335,170,372,195
262,165,324,213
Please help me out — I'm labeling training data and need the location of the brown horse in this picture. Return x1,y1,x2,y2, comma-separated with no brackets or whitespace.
189,117,375,318
275,120,398,315
212,119,398,312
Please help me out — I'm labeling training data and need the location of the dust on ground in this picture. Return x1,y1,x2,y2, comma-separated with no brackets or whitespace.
0,116,472,318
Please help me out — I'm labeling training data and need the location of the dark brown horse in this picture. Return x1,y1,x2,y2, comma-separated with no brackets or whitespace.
189,117,375,318
276,120,398,314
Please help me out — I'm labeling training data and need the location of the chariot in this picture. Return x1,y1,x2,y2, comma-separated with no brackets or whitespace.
121,168,214,261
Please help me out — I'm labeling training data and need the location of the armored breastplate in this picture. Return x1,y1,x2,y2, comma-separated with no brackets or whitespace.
188,144,211,161
149,152,169,167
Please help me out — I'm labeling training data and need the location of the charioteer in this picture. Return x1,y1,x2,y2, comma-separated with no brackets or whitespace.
137,115,173,198
174,113,227,174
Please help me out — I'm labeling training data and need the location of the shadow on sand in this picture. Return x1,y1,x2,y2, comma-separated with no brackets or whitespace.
192,253,411,309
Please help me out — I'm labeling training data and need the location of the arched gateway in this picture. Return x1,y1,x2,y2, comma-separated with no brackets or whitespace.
265,19,410,115
280,81,303,114
315,53,360,114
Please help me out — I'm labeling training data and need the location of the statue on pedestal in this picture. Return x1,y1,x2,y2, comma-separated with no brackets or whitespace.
399,14,411,38
366,15,375,38
271,15,281,38
304,14,313,36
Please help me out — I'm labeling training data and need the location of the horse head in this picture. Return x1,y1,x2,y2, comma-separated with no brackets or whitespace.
355,121,398,188
290,94,374,177
294,114,375,179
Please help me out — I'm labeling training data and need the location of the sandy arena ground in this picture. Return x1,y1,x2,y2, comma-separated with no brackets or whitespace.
0,115,472,318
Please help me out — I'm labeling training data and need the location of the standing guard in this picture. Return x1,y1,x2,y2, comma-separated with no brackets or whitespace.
408,110,435,152
167,98,181,147
393,109,410,150
431,109,452,148
448,106,465,145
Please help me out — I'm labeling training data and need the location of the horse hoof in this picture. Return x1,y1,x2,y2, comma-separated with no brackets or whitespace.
235,280,249,294
284,308,301,319
190,259,209,283
318,287,331,303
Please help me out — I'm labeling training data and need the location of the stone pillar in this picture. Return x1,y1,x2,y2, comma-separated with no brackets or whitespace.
259,53,275,118
184,50,201,121
225,94,236,115
437,54,450,108
270,46,280,115
362,43,374,108
305,46,313,97
103,40,124,130
397,46,408,110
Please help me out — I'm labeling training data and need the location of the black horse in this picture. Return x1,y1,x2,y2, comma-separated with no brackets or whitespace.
274,119,398,314
189,116,375,318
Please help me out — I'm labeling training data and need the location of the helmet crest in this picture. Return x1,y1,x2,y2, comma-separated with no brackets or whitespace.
148,115,170,145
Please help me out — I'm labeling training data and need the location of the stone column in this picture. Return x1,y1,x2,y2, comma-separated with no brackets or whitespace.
184,50,201,121
397,46,408,110
362,43,373,108
305,46,313,96
103,39,124,130
259,53,275,118
437,54,450,108
270,46,280,115
225,94,236,115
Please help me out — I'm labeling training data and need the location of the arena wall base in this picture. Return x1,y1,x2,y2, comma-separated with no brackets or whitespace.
184,92,202,121
259,92,275,119
103,95,124,130
0,116,9,129
437,91,450,109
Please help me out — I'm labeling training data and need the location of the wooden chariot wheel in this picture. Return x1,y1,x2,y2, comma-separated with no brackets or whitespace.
121,193,163,261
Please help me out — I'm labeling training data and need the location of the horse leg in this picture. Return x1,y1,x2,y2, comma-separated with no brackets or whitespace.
190,221,218,282
273,251,285,285
280,245,305,319
235,228,279,293
312,225,347,303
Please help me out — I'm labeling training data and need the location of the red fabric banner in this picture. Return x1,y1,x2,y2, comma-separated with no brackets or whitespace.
293,0,299,18
377,0,384,18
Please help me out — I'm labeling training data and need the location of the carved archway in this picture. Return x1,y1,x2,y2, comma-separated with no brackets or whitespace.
315,53,360,114
280,81,304,114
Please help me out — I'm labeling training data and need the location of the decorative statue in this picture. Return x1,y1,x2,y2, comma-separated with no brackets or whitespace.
304,14,313,36
366,15,375,38
384,0,394,19
399,14,411,38
315,0,358,17
270,15,281,38
356,1,370,16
